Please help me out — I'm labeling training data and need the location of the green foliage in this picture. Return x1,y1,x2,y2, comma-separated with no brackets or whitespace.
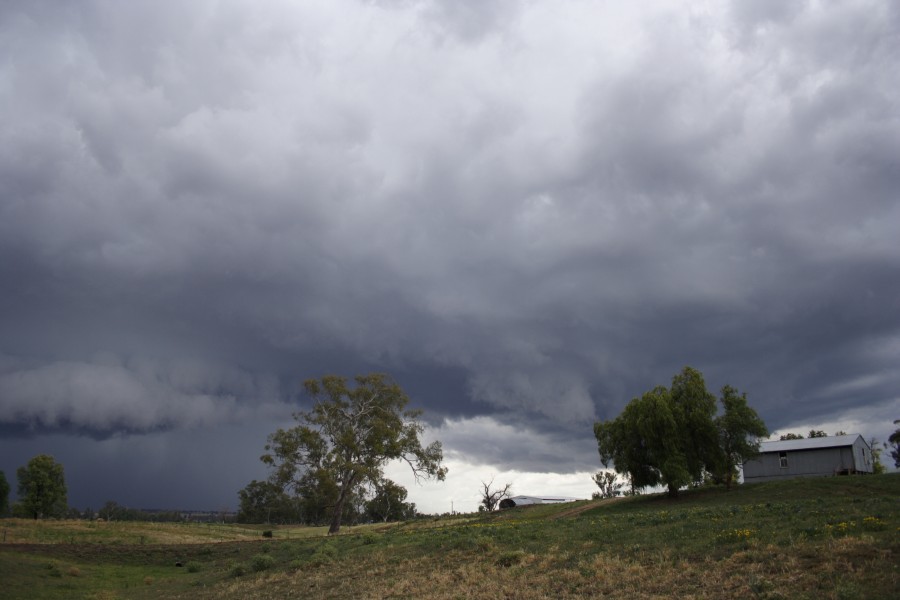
250,553,276,572
867,437,886,475
16,455,68,520
808,430,827,438
292,466,362,526
596,367,768,497
780,433,804,440
229,562,248,577
365,478,416,522
595,367,721,497
309,542,339,565
591,471,622,499
260,373,446,533
712,386,768,488
0,471,10,516
237,480,301,524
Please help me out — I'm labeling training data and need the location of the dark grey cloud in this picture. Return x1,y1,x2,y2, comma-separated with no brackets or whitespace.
1,0,898,512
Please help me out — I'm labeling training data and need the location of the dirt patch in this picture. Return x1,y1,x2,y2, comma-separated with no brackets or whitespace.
549,498,624,520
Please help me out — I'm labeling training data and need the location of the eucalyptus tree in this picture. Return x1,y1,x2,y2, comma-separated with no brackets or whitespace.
261,373,446,534
591,471,623,499
365,479,415,522
16,454,68,519
237,479,301,524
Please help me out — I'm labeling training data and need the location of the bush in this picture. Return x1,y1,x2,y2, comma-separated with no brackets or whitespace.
251,554,276,572
185,562,201,573
229,562,248,577
309,543,338,565
474,535,494,553
262,530,273,538
289,557,307,570
496,549,526,567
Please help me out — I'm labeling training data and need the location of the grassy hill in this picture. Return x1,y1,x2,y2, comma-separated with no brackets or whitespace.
2,474,897,599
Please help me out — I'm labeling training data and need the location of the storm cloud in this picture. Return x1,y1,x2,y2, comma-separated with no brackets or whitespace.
1,0,898,512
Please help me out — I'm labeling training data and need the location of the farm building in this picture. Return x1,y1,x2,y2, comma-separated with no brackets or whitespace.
743,434,874,483
499,496,578,509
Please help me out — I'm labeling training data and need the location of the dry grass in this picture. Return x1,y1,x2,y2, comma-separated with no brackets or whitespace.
2,475,897,599
0,519,329,545
189,534,897,600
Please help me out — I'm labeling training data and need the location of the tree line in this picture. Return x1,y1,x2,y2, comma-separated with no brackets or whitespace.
5,369,899,524
0,456,223,522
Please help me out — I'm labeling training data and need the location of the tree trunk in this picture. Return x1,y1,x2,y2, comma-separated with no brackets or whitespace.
328,475,356,535
328,491,347,535
667,483,679,498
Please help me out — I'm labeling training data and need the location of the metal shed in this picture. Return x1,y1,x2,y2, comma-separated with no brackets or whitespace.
742,434,874,483
498,496,578,509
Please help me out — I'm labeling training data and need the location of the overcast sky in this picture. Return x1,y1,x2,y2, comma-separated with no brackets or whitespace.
1,0,898,514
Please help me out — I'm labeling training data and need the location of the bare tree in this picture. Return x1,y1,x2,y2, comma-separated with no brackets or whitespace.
479,477,512,512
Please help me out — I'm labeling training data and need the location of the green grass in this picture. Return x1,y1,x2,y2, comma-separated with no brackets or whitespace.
2,474,898,599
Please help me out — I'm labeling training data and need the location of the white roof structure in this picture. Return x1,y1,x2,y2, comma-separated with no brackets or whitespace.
499,495,579,508
759,434,867,453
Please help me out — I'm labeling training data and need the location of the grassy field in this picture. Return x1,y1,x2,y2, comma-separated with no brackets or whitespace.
1,474,897,599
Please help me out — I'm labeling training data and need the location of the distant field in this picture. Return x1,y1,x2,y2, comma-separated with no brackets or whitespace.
1,474,897,599
0,519,328,545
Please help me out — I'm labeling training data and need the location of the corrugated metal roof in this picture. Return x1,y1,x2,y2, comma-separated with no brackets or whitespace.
759,434,865,453
500,495,579,508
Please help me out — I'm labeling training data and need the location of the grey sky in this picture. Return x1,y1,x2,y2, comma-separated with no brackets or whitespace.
1,0,898,513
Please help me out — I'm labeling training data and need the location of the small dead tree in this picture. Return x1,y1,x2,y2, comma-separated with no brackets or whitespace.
479,477,512,512
592,471,623,499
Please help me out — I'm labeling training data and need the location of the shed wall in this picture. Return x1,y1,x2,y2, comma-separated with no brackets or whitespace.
743,446,867,483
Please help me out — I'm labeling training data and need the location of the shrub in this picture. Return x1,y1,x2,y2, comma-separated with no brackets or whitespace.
309,543,338,565
496,549,526,567
251,554,276,572
474,535,494,553
262,530,273,538
229,562,248,577
185,562,201,573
